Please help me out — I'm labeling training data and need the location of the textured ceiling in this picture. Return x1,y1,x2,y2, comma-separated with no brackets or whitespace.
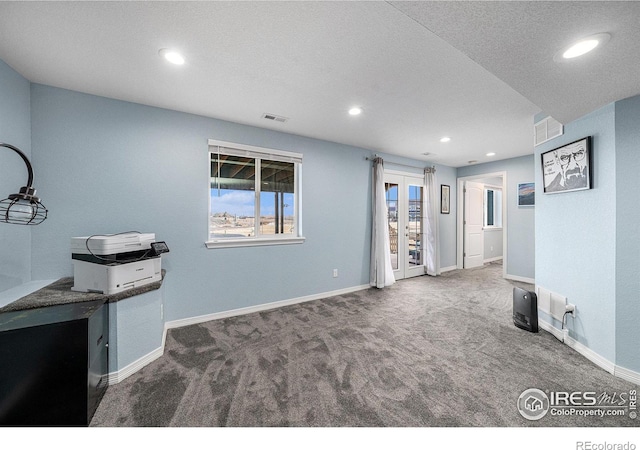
0,2,637,167
391,1,640,125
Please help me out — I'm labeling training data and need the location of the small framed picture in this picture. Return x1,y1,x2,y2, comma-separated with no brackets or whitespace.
541,136,592,194
517,183,535,206
441,185,450,214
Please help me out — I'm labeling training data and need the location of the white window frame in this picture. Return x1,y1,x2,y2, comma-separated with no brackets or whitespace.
483,185,503,229
206,139,305,249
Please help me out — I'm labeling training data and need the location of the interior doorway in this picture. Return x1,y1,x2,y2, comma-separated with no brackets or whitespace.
384,171,425,280
456,172,507,278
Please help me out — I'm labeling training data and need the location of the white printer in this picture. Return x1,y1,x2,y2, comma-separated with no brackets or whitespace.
70,232,169,295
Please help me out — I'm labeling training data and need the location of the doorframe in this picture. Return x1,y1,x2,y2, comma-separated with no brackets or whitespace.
456,171,507,279
385,168,426,280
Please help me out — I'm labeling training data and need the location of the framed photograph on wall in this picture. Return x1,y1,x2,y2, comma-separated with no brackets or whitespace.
441,184,450,214
541,136,592,194
517,182,535,206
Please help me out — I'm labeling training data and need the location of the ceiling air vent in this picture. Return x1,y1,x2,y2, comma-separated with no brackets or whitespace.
262,113,288,123
534,116,563,146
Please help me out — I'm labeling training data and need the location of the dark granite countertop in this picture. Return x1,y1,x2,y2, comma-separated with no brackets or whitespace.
0,270,165,313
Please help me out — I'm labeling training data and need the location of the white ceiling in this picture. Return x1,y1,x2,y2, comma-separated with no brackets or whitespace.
391,1,640,125
0,1,637,168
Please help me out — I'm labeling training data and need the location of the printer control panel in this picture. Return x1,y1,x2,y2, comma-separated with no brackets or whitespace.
150,241,170,256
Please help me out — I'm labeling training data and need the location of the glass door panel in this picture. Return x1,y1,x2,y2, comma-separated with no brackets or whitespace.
408,184,423,267
384,173,425,280
385,182,399,271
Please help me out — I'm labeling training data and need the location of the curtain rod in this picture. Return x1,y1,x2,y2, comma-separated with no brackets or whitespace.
365,155,435,172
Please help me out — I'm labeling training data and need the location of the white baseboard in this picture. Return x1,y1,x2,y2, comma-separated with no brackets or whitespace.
107,284,370,384
538,318,564,341
108,286,640,387
483,256,503,263
107,345,164,385
165,284,370,331
539,318,639,383
440,265,457,273
563,333,616,375
615,365,640,385
505,273,535,284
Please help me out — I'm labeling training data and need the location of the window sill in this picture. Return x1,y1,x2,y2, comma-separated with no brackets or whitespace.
483,227,503,231
205,236,306,249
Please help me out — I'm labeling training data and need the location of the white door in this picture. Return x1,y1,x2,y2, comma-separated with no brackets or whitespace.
385,173,425,280
464,181,484,268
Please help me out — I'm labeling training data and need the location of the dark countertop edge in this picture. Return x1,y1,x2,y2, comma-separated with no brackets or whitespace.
0,270,166,314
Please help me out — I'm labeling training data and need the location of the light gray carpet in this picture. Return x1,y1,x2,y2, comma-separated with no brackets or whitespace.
91,262,638,427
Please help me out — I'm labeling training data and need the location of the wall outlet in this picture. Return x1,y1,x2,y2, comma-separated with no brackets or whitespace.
566,303,576,318
333,269,338,278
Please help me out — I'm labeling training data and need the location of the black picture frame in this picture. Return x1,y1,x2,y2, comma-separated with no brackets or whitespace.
441,184,450,214
541,136,592,194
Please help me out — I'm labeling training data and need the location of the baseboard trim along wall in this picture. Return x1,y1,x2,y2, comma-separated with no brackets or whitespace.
539,318,640,385
504,274,535,284
109,283,640,387
107,283,371,384
165,283,371,331
615,365,640,386
107,346,164,385
483,256,503,264
440,265,457,273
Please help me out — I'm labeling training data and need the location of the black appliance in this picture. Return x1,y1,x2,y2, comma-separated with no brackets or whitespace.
0,299,109,426
513,287,538,333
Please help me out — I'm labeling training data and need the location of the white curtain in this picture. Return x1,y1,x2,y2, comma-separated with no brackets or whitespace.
370,158,396,288
424,167,441,276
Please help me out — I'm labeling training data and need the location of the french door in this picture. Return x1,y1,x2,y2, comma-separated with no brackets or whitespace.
384,172,425,280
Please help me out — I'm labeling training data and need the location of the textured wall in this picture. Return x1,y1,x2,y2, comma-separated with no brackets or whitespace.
535,104,616,363
615,95,640,373
0,60,32,292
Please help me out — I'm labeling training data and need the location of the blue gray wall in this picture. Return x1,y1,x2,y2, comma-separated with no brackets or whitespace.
29,84,370,321
614,96,640,373
28,83,453,323
4,56,639,376
0,60,32,292
457,155,535,280
436,164,458,269
535,104,617,364
484,229,503,261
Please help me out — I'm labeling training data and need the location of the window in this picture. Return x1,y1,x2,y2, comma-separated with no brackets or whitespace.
206,140,304,248
484,187,502,228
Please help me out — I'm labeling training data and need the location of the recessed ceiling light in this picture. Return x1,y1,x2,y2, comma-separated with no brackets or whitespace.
348,107,363,116
486,152,496,157
440,137,451,143
159,48,185,65
554,33,610,62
